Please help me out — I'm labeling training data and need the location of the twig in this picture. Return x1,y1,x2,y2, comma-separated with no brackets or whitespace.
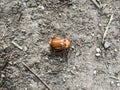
56,1,72,8
91,0,101,9
109,76,120,81
18,13,22,21
22,62,52,90
11,41,23,50
102,14,114,43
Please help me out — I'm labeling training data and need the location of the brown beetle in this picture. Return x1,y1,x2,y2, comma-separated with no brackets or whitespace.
50,37,71,51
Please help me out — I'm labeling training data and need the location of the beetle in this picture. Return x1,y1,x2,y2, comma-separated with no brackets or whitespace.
49,37,71,52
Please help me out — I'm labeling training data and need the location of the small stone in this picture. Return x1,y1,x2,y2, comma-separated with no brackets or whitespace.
58,13,62,17
91,33,95,36
73,66,76,70
1,74,5,78
110,81,114,86
104,42,111,49
95,53,101,57
9,61,13,65
44,57,48,60
76,52,80,56
114,48,117,52
60,58,63,62
71,46,75,49
108,71,112,74
38,5,45,10
98,23,102,27
62,78,66,82
96,48,101,53
117,83,120,87
93,70,97,75
23,46,28,51
47,69,52,73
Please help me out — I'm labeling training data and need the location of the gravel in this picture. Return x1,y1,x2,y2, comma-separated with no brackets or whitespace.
96,48,101,53
104,41,111,49
95,53,101,57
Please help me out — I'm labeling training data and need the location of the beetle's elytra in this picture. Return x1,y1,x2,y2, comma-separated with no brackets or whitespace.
50,37,71,51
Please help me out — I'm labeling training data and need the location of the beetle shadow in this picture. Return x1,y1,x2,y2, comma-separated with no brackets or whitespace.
47,49,69,64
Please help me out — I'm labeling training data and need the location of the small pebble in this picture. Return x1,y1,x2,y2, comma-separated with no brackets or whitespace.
73,66,76,70
76,52,80,56
117,83,120,87
104,42,111,49
93,70,97,75
110,81,114,85
62,78,66,82
9,61,13,65
44,57,48,60
38,5,45,10
95,53,101,57
60,58,63,62
71,46,75,49
108,71,112,74
1,74,5,78
114,48,117,52
91,33,95,36
98,23,102,27
23,46,28,51
96,48,101,53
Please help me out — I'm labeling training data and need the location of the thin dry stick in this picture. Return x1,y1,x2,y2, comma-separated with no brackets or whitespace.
11,41,23,50
102,14,114,43
91,0,101,9
56,1,72,8
22,62,52,90
18,13,22,21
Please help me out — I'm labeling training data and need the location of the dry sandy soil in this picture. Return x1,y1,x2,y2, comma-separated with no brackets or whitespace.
0,0,120,90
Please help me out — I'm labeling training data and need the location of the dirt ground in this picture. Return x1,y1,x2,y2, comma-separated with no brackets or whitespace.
0,0,120,90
